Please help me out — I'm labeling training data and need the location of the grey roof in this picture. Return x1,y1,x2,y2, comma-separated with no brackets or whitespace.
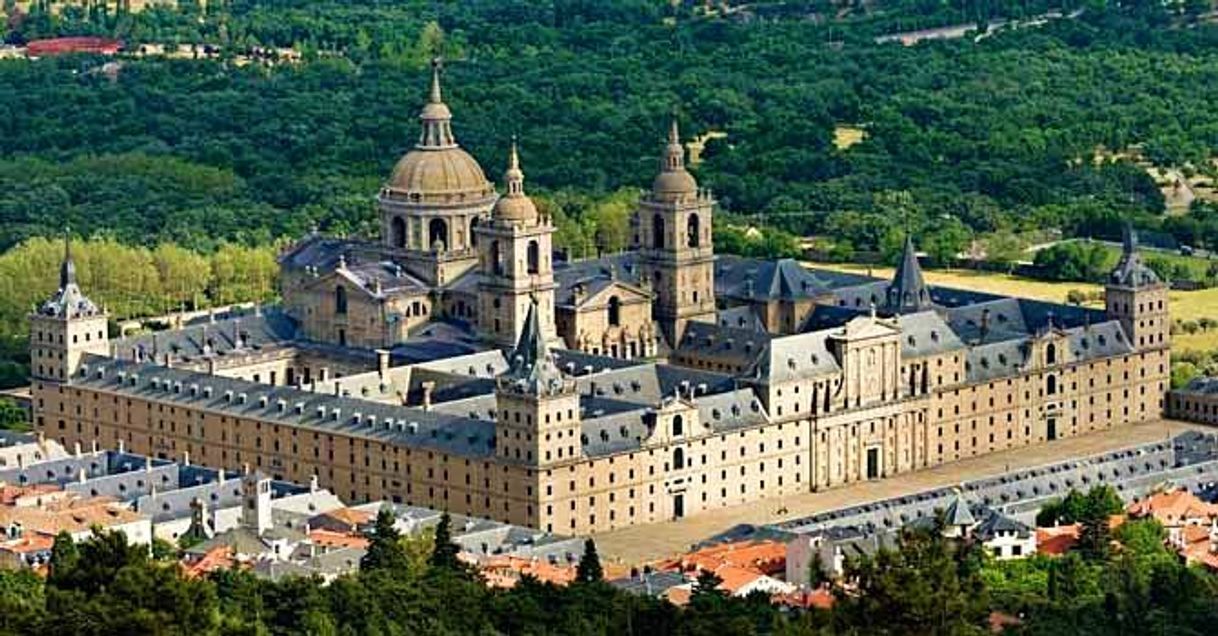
575,363,737,405
675,321,772,370
1179,376,1218,396
610,570,688,597
697,388,770,433
751,329,840,383
714,255,873,300
942,492,976,526
972,510,1032,541
114,311,298,365
1110,227,1161,288
964,339,1029,383
886,236,934,314
72,356,497,458
895,311,966,358
712,306,767,332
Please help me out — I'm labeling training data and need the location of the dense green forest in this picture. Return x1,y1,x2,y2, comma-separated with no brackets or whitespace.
3,503,1216,635
4,0,1218,258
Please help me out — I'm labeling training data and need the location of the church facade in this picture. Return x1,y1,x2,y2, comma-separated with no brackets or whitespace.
29,67,1171,536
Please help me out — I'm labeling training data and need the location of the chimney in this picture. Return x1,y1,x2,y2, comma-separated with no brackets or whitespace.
217,467,226,483
422,381,435,411
117,439,125,453
182,451,190,466
376,349,391,379
78,466,87,484
145,456,153,473
309,474,319,493
980,308,991,342
73,441,82,458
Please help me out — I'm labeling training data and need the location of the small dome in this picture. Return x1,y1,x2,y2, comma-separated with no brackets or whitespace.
492,141,537,222
493,195,538,222
651,169,698,201
385,147,493,202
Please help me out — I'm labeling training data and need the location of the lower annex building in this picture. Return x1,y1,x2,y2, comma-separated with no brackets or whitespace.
29,65,1171,535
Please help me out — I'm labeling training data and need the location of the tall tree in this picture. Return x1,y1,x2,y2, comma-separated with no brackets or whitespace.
575,538,604,584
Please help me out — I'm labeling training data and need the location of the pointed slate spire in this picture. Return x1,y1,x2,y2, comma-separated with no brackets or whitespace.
501,300,567,396
886,235,933,314
1109,223,1160,288
59,226,76,289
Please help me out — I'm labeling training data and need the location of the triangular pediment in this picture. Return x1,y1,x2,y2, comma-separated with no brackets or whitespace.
839,315,901,340
577,280,651,309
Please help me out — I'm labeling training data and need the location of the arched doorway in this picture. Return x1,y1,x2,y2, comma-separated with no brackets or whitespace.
428,218,448,251
390,217,407,249
607,296,621,326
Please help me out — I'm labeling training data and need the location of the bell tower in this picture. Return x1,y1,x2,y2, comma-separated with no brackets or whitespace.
29,233,109,384
635,117,716,345
1105,226,1169,351
476,141,557,346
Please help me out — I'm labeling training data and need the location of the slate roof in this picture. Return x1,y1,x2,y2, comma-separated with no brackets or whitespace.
72,355,497,458
114,311,298,365
973,510,1032,541
895,311,966,358
714,255,872,300
751,329,840,383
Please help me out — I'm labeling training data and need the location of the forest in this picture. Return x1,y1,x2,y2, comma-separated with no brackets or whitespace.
1,499,1215,635
4,0,1218,257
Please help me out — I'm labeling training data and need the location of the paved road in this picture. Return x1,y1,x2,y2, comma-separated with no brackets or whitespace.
594,418,1209,565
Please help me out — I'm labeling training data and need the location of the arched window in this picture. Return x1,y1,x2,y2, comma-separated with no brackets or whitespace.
1046,342,1057,366
672,447,685,470
527,240,540,275
490,241,503,276
687,213,701,248
428,218,448,251
390,217,407,249
469,218,479,248
652,213,665,249
1046,374,1057,396
335,286,347,315
672,414,683,437
608,296,622,327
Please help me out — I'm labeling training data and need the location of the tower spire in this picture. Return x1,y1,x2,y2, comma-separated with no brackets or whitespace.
663,115,685,173
60,226,76,290
429,56,443,104
417,57,456,149
504,136,524,197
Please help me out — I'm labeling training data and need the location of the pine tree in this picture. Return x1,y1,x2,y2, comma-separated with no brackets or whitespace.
47,531,78,587
575,538,604,584
360,507,407,573
428,511,462,571
691,568,726,602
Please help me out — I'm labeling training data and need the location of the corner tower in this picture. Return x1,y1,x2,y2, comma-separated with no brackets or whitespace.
476,141,558,346
29,234,109,384
1105,226,1169,351
378,59,497,286
635,118,716,345
495,301,579,467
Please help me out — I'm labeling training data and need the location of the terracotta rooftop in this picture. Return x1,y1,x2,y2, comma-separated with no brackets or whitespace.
0,496,142,537
1127,489,1218,526
308,529,370,550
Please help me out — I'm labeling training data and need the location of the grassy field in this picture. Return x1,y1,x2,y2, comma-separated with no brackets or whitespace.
808,261,1218,353
832,125,866,150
